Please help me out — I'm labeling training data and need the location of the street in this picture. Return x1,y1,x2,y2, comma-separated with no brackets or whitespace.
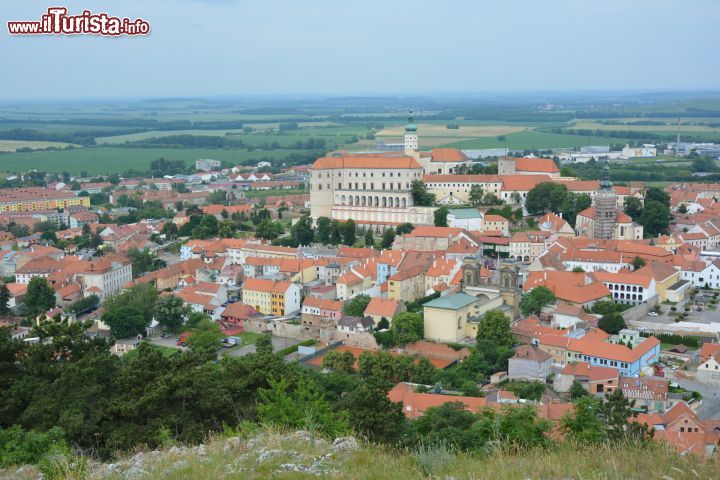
672,377,720,419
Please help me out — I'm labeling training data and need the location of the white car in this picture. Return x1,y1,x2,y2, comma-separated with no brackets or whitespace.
648,312,659,316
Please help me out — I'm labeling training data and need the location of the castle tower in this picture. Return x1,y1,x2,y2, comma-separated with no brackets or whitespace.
593,160,617,239
404,110,418,154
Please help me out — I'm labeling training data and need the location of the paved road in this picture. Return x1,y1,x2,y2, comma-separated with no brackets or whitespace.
671,377,720,419
225,336,300,357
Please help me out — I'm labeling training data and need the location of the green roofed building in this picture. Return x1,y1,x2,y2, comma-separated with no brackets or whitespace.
423,292,505,343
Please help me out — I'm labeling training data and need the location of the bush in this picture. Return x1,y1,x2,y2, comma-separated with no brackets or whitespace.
276,339,315,357
670,306,677,312
0,426,67,468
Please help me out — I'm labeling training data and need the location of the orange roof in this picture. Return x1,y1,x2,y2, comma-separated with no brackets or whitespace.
303,296,343,312
429,148,469,163
561,361,618,382
311,155,422,170
423,174,500,184
242,277,293,294
404,226,466,238
484,214,509,223
577,206,633,224
634,261,679,283
569,335,660,364
592,271,653,288
500,174,554,191
388,382,488,419
364,298,402,318
509,157,560,173
220,303,258,319
524,271,611,304
700,342,720,363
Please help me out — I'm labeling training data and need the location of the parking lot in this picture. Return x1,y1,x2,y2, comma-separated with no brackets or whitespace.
225,336,300,357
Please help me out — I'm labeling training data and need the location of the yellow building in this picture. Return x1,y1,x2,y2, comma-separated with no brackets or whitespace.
423,293,506,343
635,261,686,303
242,278,301,316
0,188,90,213
388,266,426,303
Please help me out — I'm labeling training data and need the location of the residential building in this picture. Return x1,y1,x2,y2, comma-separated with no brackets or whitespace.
242,278,301,316
363,297,405,325
508,345,552,381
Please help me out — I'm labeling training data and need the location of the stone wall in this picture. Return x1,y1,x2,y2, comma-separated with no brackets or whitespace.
621,295,659,322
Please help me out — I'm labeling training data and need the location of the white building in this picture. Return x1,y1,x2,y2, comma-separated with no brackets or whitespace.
593,271,656,306
80,257,133,299
622,144,656,159
195,159,221,171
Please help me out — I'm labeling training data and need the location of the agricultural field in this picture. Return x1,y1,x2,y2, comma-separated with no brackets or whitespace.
0,146,307,175
0,140,76,152
433,130,631,150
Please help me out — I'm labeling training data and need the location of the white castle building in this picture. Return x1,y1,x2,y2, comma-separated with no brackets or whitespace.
309,112,436,229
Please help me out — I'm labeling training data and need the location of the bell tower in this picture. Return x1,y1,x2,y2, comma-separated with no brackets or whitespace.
404,110,418,154
593,160,617,239
499,260,521,319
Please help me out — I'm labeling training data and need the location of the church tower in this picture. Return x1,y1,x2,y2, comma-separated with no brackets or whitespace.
499,260,521,319
593,160,617,239
404,110,418,154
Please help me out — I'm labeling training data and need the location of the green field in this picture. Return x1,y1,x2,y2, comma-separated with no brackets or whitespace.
0,146,307,175
435,130,631,150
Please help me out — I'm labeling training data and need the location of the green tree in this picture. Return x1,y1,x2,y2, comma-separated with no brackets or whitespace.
598,312,626,335
161,221,178,239
256,219,284,240
186,318,223,360
24,277,56,319
434,206,449,227
396,223,414,235
0,284,11,317
322,350,356,374
342,219,356,246
381,228,395,249
645,187,670,207
315,216,332,244
330,220,343,245
476,309,514,348
525,182,568,214
341,380,406,444
290,215,314,247
364,229,374,248
624,196,643,222
344,294,371,317
569,381,590,400
560,397,608,444
677,203,688,214
469,185,484,206
412,356,438,384
258,377,348,437
639,200,670,236
520,286,556,316
102,305,147,338
411,180,435,206
153,294,190,332
560,166,577,177
390,312,424,345
631,256,646,270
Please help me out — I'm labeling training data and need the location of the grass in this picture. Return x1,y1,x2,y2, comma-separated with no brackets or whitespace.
7,428,719,480
0,146,308,175
124,343,178,360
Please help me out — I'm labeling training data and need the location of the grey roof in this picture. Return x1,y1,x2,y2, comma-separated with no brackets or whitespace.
424,293,478,310
338,315,374,329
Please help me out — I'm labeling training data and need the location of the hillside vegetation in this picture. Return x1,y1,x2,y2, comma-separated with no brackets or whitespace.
3,428,719,480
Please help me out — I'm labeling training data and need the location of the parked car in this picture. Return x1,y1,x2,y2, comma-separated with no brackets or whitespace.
648,312,658,316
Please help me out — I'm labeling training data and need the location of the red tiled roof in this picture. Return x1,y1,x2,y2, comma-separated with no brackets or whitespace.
311,155,422,170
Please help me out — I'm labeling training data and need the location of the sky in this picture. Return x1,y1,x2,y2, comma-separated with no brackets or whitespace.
2,0,720,100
